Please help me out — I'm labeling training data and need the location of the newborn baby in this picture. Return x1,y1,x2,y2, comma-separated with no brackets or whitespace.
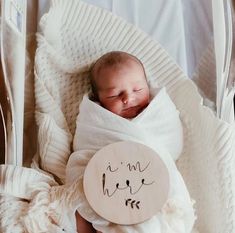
66,51,196,233
90,51,150,119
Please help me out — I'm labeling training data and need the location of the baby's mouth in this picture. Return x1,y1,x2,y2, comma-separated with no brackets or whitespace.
122,106,139,112
121,106,141,118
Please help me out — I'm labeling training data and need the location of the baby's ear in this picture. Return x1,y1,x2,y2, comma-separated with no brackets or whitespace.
88,72,99,101
88,90,99,102
90,86,99,102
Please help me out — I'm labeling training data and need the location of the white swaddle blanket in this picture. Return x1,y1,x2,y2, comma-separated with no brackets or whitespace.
66,87,195,233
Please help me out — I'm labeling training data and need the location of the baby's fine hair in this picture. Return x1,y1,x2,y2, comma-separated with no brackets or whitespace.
90,51,146,99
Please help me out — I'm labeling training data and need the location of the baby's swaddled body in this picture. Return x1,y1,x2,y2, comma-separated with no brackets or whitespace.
66,86,196,233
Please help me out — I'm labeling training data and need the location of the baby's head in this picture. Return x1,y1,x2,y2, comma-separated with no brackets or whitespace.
90,51,150,118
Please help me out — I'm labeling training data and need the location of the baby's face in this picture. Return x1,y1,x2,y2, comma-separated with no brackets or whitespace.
96,61,150,118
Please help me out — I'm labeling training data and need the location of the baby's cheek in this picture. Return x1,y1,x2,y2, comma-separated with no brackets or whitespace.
112,103,123,114
105,100,122,114
140,93,150,105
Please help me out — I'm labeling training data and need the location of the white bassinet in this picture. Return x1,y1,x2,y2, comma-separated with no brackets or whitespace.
0,0,235,232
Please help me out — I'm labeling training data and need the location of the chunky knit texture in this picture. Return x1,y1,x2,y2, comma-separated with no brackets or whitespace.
0,0,235,232
34,0,235,232
193,41,217,105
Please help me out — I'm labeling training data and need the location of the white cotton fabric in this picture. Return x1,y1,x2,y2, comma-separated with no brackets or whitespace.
1,0,235,232
68,86,183,180
0,165,71,233
66,88,195,233
73,87,183,162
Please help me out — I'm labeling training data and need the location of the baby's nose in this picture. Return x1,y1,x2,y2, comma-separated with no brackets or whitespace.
122,93,134,104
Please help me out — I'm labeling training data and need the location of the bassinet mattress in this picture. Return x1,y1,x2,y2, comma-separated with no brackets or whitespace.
0,0,235,232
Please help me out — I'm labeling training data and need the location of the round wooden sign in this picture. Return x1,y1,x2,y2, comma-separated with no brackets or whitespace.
83,141,170,225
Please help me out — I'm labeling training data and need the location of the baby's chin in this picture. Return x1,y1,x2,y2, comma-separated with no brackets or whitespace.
120,112,138,119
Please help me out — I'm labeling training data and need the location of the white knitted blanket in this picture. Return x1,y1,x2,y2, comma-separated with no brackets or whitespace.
66,88,195,233
0,0,235,232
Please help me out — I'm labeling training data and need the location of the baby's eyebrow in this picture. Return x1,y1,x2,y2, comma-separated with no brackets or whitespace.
100,87,118,93
103,87,117,91
132,81,146,86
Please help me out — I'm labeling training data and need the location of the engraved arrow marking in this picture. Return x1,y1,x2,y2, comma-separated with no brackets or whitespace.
125,199,140,209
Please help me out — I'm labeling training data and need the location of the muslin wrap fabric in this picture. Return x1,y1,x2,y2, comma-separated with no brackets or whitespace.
66,87,196,232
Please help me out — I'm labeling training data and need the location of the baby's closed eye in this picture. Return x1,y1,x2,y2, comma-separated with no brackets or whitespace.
134,88,143,92
107,95,119,99
107,92,122,99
